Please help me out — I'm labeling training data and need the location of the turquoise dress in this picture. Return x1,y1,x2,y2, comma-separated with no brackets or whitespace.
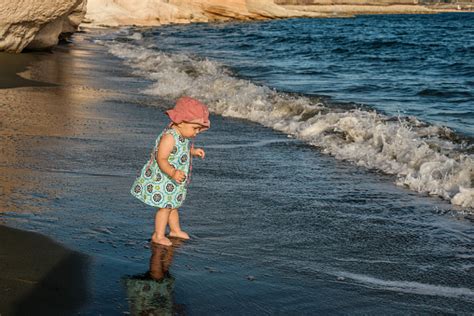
131,127,190,209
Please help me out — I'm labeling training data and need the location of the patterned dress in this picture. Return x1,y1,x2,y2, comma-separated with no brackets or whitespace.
131,127,190,209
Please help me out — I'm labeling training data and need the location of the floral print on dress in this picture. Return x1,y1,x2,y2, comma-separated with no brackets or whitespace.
152,193,162,203
166,183,175,193
146,184,154,193
155,173,162,182
144,168,152,178
134,184,141,194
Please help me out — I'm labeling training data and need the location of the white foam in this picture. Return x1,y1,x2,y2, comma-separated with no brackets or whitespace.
104,42,474,210
337,271,474,300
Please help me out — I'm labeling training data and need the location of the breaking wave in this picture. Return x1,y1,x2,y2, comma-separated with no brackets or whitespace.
101,41,473,209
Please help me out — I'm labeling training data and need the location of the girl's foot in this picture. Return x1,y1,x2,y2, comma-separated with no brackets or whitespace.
151,233,172,246
169,230,190,240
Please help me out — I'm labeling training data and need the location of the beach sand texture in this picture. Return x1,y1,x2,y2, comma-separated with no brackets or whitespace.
0,29,473,314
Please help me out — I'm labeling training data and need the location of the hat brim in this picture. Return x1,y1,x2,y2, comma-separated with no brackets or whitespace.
166,109,210,130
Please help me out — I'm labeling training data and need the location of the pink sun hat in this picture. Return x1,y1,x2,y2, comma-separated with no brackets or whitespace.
166,96,210,130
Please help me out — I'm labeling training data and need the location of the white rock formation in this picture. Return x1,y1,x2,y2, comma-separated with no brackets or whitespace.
84,0,318,27
0,0,87,53
0,0,441,52
84,0,437,27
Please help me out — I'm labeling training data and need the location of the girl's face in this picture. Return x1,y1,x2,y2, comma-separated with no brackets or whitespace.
175,122,204,138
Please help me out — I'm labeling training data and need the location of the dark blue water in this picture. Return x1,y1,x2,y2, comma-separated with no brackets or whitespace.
143,13,474,137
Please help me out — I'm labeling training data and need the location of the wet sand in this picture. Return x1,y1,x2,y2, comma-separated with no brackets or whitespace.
0,53,53,89
0,41,119,219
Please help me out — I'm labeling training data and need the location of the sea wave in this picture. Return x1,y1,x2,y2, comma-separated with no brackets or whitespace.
336,271,474,300
101,40,474,210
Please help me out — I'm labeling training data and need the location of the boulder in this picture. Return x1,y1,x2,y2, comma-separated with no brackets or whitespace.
0,0,87,53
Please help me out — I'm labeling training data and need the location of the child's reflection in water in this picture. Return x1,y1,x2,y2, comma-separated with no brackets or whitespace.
149,238,182,280
124,238,185,315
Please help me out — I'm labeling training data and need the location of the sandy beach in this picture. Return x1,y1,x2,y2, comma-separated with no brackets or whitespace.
1,24,472,314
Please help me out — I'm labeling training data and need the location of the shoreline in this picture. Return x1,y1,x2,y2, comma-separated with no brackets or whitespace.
279,4,474,16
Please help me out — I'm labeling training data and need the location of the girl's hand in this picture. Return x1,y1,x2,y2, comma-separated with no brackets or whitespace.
192,148,206,159
171,169,187,184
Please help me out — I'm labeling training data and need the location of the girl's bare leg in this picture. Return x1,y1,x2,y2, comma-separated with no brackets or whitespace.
151,208,172,246
168,208,190,239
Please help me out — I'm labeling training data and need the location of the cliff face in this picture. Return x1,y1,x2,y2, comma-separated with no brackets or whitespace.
84,0,320,27
84,0,440,27
0,0,87,53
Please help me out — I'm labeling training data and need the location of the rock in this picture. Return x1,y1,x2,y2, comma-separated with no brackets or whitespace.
61,0,88,35
26,19,68,50
84,0,316,27
83,0,440,27
0,0,87,53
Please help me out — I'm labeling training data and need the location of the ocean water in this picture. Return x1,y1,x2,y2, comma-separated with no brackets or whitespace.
1,14,474,315
97,13,474,209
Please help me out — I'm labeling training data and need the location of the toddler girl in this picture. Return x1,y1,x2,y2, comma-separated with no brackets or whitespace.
131,96,210,246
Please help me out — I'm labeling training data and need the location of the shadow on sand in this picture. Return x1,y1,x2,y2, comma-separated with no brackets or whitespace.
0,52,56,89
0,225,89,316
